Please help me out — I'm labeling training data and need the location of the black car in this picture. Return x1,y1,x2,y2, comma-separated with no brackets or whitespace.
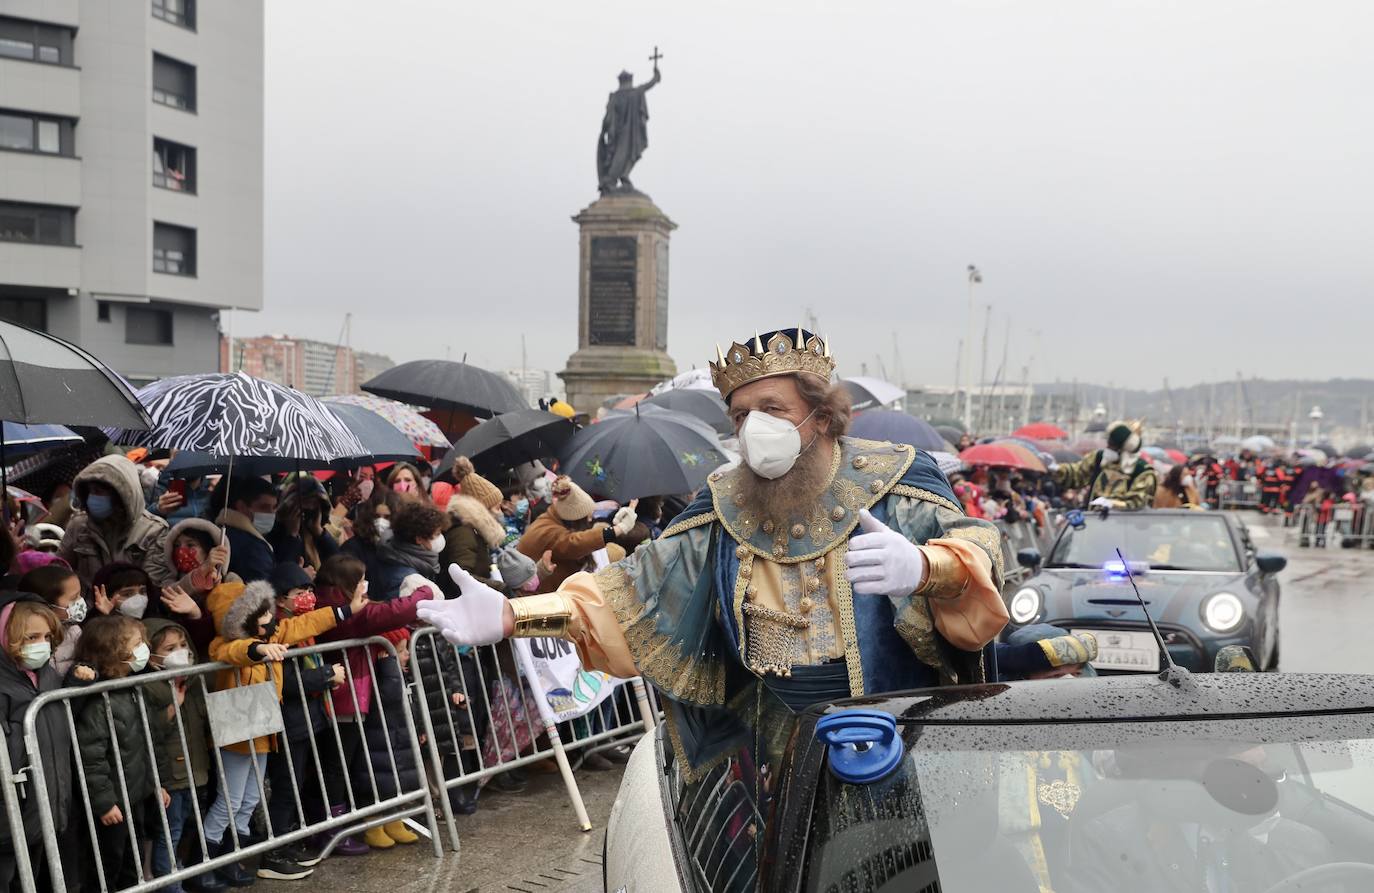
1003,509,1287,672
605,670,1374,892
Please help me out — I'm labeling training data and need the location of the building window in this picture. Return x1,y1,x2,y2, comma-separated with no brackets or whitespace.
0,111,71,155
152,53,196,112
126,306,174,346
0,201,76,246
97,301,111,322
151,0,196,30
0,295,47,331
0,16,73,66
153,222,195,276
153,137,196,192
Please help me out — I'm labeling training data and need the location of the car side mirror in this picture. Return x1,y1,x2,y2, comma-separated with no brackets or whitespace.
1255,551,1287,575
1215,645,1258,673
1016,548,1042,570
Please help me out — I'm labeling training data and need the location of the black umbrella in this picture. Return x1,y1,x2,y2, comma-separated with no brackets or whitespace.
934,424,965,445
165,452,332,479
321,401,423,464
438,409,577,477
1345,445,1373,459
362,359,527,419
105,371,364,462
2,319,151,518
849,410,949,452
558,404,724,501
643,389,732,437
1050,447,1083,464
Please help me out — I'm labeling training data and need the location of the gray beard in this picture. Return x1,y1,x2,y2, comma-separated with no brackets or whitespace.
735,439,834,522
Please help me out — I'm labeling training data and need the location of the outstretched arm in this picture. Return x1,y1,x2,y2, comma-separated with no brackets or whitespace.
643,67,661,90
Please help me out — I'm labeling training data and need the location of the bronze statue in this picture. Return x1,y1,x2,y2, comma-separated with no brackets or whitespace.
597,48,662,194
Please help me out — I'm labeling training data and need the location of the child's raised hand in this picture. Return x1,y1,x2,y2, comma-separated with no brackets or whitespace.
349,581,369,616
161,585,201,620
257,643,289,662
72,665,96,682
92,584,112,615
100,805,124,826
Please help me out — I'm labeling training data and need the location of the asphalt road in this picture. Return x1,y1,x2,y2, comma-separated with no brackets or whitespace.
268,511,1372,892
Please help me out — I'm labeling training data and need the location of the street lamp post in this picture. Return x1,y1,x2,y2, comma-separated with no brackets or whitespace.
1309,405,1323,445
962,265,982,431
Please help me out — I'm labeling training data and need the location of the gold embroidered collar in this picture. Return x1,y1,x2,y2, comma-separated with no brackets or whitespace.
707,436,916,564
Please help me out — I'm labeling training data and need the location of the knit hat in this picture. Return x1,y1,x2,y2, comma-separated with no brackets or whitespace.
551,476,594,522
453,456,502,511
268,562,313,598
496,546,536,591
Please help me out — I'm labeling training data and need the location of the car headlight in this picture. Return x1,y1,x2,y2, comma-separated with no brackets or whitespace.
1009,588,1042,624
1202,592,1245,633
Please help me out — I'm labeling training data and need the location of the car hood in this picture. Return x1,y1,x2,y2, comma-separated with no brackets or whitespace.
1034,568,1251,627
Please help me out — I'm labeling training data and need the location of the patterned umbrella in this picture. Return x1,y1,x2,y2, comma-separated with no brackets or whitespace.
324,393,451,448
106,371,365,462
558,404,723,501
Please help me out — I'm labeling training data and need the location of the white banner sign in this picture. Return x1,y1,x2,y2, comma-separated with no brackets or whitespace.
512,635,628,724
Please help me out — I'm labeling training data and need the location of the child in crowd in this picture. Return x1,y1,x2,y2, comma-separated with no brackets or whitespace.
0,593,88,889
17,563,87,673
142,618,214,893
72,615,170,891
202,578,361,885
92,561,217,650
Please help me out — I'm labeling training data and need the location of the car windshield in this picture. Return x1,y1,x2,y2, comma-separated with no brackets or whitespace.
803,714,1374,893
1048,513,1241,572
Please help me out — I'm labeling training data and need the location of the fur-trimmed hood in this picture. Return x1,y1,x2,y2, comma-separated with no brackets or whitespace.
446,493,506,548
208,580,275,641
164,517,226,567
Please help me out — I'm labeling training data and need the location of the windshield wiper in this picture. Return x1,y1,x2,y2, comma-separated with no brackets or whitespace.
1047,561,1099,569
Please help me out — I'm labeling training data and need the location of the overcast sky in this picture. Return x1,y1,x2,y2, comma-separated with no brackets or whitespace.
257,0,1373,391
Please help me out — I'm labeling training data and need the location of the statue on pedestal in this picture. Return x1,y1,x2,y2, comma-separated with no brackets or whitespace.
597,48,662,194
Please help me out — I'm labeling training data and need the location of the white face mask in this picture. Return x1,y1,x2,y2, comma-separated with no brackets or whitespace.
252,512,277,535
159,648,193,670
20,642,52,670
428,533,446,553
738,409,817,480
64,597,88,624
128,642,151,672
1120,451,1137,471
1182,474,1195,487
117,594,149,619
375,518,393,543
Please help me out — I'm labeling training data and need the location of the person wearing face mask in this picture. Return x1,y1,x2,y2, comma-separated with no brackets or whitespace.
1054,419,1159,511
372,501,449,600
16,562,86,674
59,454,181,592
71,615,171,890
269,474,340,575
0,594,89,889
515,477,636,594
384,462,425,499
421,327,1008,786
211,475,280,584
1155,464,1204,509
438,458,509,597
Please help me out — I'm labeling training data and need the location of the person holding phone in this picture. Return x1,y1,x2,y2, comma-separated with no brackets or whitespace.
268,475,340,575
146,466,213,523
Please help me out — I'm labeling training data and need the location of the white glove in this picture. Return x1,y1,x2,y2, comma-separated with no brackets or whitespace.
843,509,928,597
415,565,507,646
612,499,639,536
1089,496,1115,510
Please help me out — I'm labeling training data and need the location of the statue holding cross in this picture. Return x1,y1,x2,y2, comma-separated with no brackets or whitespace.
596,48,663,194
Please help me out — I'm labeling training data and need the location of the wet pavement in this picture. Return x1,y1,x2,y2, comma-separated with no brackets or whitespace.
266,511,1374,892
260,758,624,893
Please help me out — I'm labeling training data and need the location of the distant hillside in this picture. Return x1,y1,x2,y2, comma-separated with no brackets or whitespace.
1035,379,1374,432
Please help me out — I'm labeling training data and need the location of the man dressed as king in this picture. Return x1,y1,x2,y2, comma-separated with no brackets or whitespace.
420,328,1009,782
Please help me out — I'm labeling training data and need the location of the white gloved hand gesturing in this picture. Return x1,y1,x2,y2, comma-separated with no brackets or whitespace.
1088,496,1115,510
415,565,508,646
612,499,640,536
843,509,928,597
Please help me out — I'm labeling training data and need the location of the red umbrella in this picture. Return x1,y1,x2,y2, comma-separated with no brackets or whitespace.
1165,449,1188,465
1013,423,1068,440
960,443,1047,473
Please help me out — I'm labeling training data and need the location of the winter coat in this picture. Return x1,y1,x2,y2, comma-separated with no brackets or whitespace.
280,653,336,744
340,537,383,592
439,494,504,595
216,509,275,583
516,511,608,593
363,655,421,799
141,618,212,791
0,593,74,849
76,672,172,818
59,455,177,589
314,584,434,720
205,580,341,754
410,632,486,759
267,524,339,574
370,542,439,602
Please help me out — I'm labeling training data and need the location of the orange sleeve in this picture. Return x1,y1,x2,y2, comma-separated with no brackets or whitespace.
209,636,258,667
921,539,1009,651
560,572,639,679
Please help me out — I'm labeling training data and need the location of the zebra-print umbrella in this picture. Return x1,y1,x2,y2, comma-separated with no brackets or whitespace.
105,371,365,462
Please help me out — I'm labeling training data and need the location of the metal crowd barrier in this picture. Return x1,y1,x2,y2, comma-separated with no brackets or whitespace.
6,635,440,893
1217,479,1262,510
1286,502,1374,549
406,625,658,857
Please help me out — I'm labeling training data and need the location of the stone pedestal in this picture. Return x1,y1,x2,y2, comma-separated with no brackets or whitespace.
560,192,678,415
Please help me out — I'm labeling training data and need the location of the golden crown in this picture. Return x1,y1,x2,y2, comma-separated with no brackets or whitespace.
710,327,835,400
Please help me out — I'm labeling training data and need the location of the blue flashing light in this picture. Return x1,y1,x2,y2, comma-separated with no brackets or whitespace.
1103,559,1127,576
816,709,904,785
1066,509,1086,530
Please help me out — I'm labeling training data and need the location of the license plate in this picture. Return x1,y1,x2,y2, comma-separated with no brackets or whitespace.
1071,628,1161,672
